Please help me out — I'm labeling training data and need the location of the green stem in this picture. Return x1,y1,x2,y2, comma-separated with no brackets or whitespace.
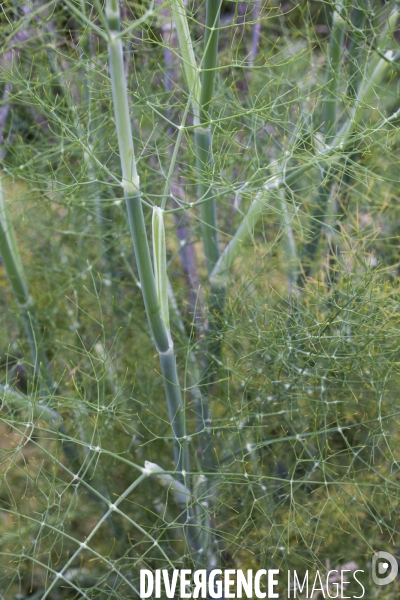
0,384,85,471
80,1,106,231
125,194,169,351
346,0,369,97
323,2,346,142
326,160,356,290
269,161,300,290
166,277,210,445
47,14,113,266
210,183,275,286
169,2,223,384
196,0,222,274
168,0,222,468
106,0,188,476
278,188,300,291
105,0,120,32
195,128,220,273
324,2,369,286
0,180,52,390
193,11,224,508
297,170,333,284
145,460,191,510
1,384,62,428
296,2,345,284
199,0,222,124
169,0,201,113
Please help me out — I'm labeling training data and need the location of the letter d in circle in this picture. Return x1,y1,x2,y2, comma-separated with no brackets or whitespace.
372,551,398,586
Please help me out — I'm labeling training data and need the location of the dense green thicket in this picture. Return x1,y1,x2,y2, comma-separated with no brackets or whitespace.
0,1,400,598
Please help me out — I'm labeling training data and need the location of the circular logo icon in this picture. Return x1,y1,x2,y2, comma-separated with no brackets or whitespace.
372,551,398,586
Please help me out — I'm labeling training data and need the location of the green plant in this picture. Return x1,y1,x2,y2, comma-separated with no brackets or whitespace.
0,1,400,598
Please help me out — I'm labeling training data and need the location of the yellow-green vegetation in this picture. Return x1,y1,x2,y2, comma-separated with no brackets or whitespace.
0,1,400,598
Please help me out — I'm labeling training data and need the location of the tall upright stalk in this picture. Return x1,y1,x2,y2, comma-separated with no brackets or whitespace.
323,2,346,143
273,166,300,292
168,0,224,459
79,0,109,242
249,1,262,68
155,4,211,470
195,0,222,275
169,0,201,111
0,84,11,160
104,0,188,478
297,1,346,283
166,1,221,277
346,0,369,97
157,0,205,334
162,3,227,571
195,2,225,452
325,2,369,284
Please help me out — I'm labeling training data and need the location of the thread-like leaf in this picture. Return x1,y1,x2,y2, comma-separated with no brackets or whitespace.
169,0,201,119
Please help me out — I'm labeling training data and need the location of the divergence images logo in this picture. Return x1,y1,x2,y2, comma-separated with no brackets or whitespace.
372,552,398,586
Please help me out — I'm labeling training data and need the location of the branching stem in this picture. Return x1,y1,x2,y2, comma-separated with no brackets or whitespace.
105,0,188,479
